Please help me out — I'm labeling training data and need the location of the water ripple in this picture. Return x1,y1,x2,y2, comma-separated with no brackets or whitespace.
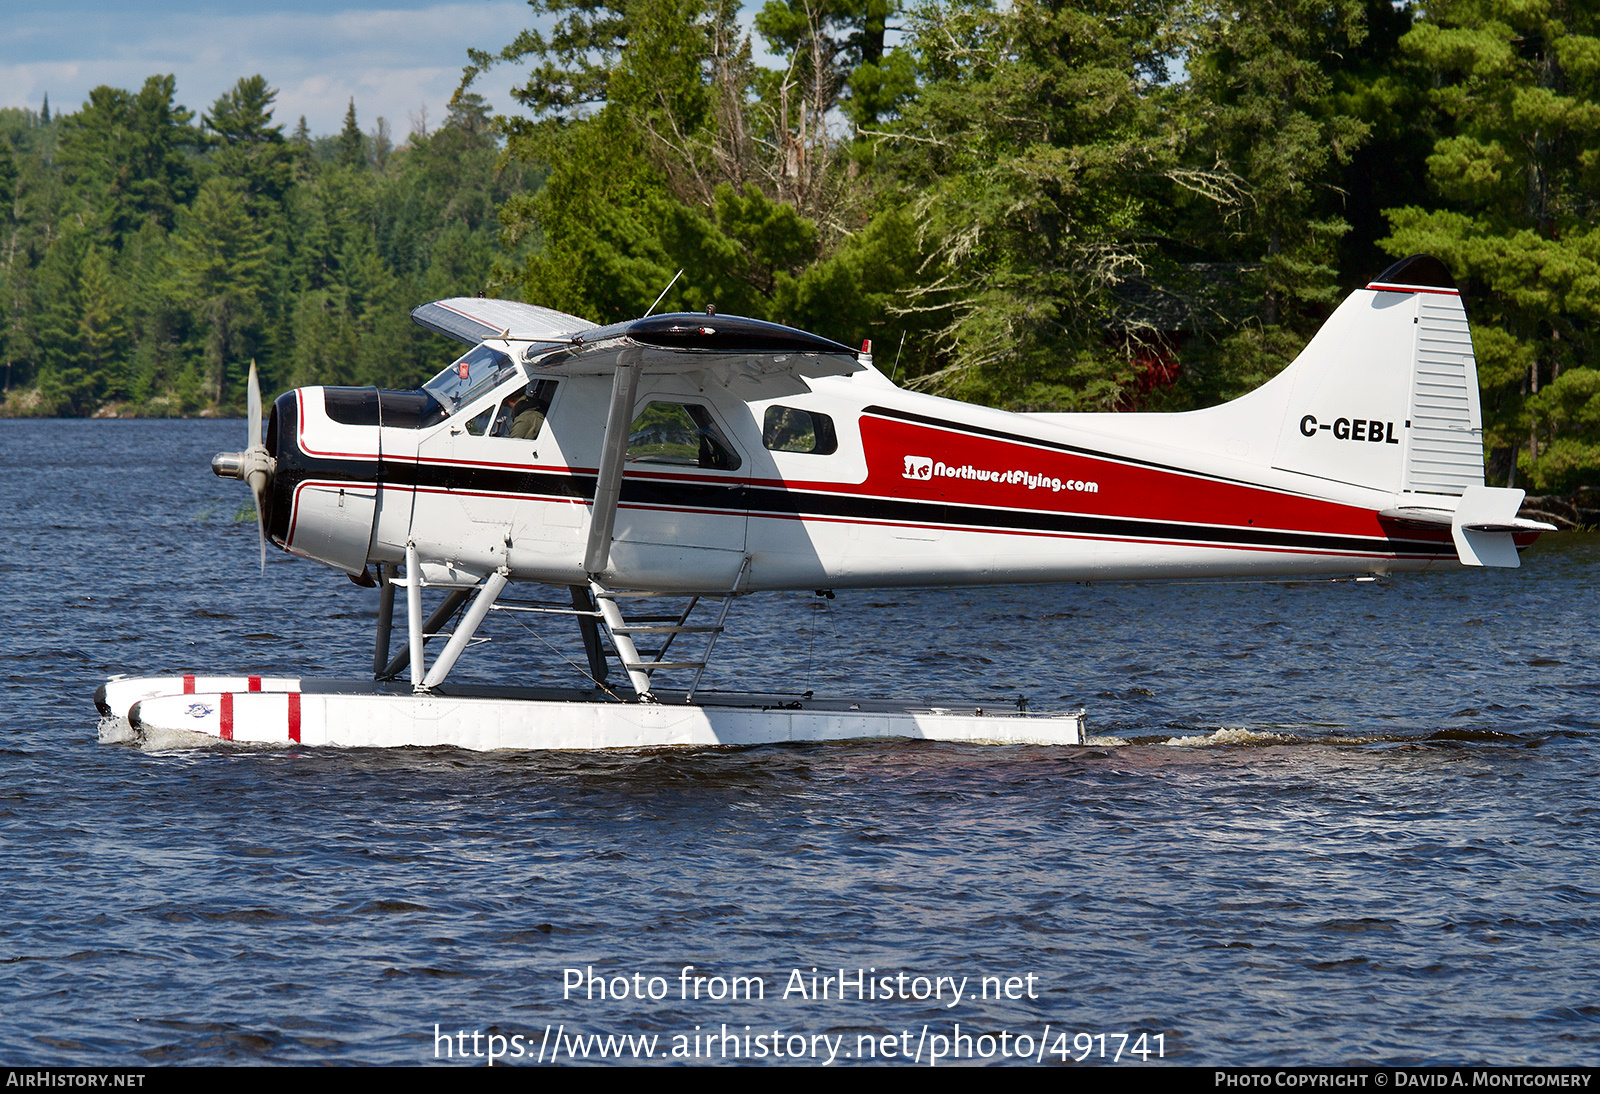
1,420,1597,1064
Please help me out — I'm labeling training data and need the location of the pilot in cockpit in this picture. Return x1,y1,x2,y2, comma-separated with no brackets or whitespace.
497,380,557,440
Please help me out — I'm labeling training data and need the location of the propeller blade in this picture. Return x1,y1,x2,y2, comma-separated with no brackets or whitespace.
246,467,269,574
246,360,268,573
247,359,262,451
212,362,276,574
253,478,268,573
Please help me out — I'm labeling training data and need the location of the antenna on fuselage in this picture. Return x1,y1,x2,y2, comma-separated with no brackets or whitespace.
644,269,684,317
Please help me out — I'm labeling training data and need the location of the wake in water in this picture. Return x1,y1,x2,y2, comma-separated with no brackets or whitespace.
1158,725,1534,747
96,715,135,745
97,714,235,752
1164,727,1296,747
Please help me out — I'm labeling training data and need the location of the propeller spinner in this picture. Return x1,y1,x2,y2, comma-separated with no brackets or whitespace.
210,361,277,572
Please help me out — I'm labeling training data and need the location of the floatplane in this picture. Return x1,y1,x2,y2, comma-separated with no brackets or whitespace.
97,255,1551,750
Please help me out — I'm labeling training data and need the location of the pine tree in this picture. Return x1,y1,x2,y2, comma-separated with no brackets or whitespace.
57,75,198,245
35,234,127,414
753,0,914,128
0,138,16,223
338,99,364,168
176,176,270,406
78,246,129,402
1189,0,1371,327
886,0,1201,409
481,0,908,335
0,136,16,389
205,76,293,212
1381,0,1600,490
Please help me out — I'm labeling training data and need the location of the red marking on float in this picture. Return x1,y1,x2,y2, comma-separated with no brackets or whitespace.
248,676,261,692
288,693,301,744
220,692,234,741
183,675,195,694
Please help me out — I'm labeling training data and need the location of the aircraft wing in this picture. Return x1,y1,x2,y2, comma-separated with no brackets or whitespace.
411,298,597,345
523,312,865,382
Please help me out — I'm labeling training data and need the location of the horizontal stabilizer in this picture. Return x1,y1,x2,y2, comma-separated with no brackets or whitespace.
1451,486,1554,567
1377,506,1453,527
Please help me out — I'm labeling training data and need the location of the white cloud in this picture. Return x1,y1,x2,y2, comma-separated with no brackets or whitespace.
0,3,537,136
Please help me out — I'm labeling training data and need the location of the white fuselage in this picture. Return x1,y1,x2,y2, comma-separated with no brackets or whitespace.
277,341,1467,594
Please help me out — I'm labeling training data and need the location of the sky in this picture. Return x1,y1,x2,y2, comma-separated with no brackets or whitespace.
0,0,557,139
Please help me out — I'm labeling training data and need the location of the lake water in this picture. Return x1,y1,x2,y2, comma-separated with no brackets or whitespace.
2,418,1597,1065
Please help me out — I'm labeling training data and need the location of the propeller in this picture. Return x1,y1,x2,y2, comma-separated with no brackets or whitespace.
211,360,277,573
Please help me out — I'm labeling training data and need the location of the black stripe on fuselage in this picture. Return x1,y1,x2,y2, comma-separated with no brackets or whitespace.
276,432,1455,559
742,484,1454,556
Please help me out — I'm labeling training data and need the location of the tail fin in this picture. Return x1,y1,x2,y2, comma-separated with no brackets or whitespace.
1237,255,1554,563
1268,254,1484,497
1033,254,1490,499
1030,255,1555,566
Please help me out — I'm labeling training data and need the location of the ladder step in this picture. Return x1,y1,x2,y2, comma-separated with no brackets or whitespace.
589,568,741,701
594,590,686,599
492,604,602,617
611,624,723,635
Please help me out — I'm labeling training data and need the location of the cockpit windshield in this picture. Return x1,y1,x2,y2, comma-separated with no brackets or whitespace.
422,344,517,414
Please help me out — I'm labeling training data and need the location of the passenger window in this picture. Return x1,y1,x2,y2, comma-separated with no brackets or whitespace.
464,405,495,436
763,406,838,454
627,402,742,471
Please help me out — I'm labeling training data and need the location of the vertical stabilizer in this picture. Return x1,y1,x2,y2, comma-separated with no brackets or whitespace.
1270,255,1485,498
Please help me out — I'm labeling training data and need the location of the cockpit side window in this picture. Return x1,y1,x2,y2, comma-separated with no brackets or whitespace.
626,401,742,471
494,380,558,440
762,406,838,454
422,344,516,414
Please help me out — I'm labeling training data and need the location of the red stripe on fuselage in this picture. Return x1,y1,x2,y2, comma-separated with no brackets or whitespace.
857,414,1397,542
296,394,378,462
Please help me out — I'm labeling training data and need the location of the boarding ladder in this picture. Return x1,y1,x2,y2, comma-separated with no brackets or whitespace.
589,557,747,703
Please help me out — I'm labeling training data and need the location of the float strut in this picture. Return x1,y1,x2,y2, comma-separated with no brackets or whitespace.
570,585,609,685
422,570,509,689
372,563,396,677
381,588,472,681
406,542,425,689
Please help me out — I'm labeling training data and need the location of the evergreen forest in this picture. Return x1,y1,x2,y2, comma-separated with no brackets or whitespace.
3,0,1598,494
